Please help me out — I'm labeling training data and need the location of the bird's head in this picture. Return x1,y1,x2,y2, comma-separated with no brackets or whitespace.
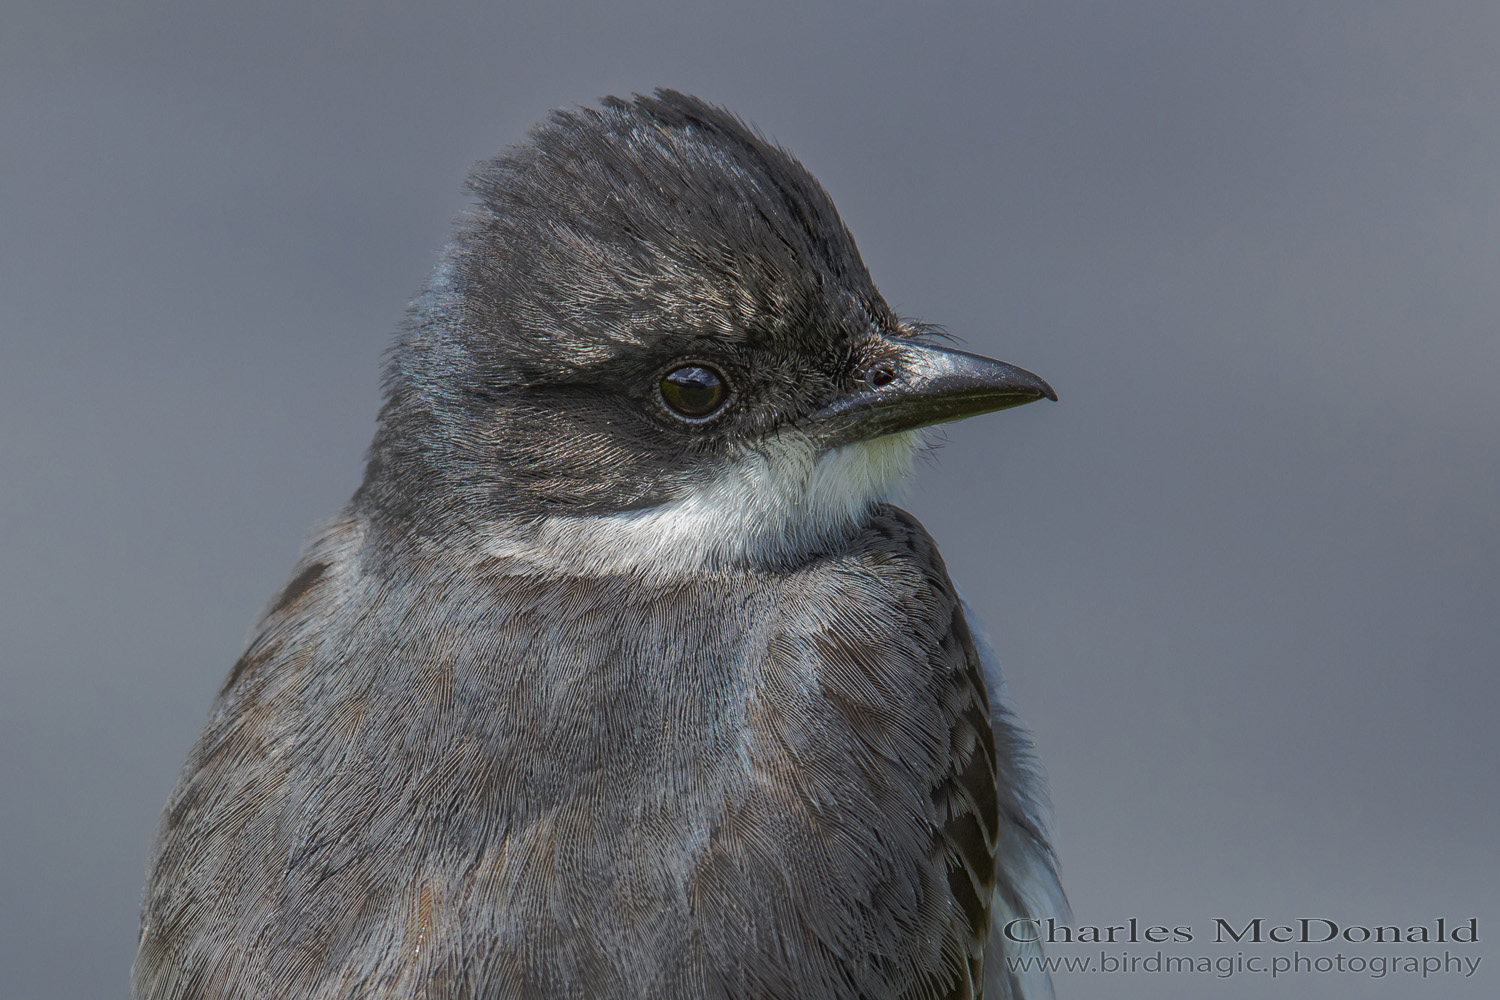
358,91,1053,575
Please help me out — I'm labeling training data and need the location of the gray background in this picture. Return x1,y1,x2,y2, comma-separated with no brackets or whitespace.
3,2,1497,998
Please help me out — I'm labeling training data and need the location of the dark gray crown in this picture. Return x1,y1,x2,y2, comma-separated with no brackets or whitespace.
359,91,901,538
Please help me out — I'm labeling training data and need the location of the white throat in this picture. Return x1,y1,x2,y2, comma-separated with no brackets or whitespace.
481,429,921,578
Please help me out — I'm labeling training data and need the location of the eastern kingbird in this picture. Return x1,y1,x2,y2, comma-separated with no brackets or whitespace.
135,90,1065,1000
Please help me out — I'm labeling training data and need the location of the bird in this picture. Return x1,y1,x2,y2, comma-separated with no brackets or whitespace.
133,90,1066,1000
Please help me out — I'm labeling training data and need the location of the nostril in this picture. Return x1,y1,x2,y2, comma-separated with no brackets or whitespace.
866,364,897,388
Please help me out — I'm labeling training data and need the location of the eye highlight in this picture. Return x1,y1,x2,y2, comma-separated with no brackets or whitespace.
659,365,729,420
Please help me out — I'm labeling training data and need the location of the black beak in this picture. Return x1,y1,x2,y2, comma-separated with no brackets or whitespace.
806,338,1055,450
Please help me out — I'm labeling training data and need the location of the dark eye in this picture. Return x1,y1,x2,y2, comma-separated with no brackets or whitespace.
659,365,729,419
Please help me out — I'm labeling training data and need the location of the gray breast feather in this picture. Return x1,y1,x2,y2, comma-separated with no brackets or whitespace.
135,507,1063,999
